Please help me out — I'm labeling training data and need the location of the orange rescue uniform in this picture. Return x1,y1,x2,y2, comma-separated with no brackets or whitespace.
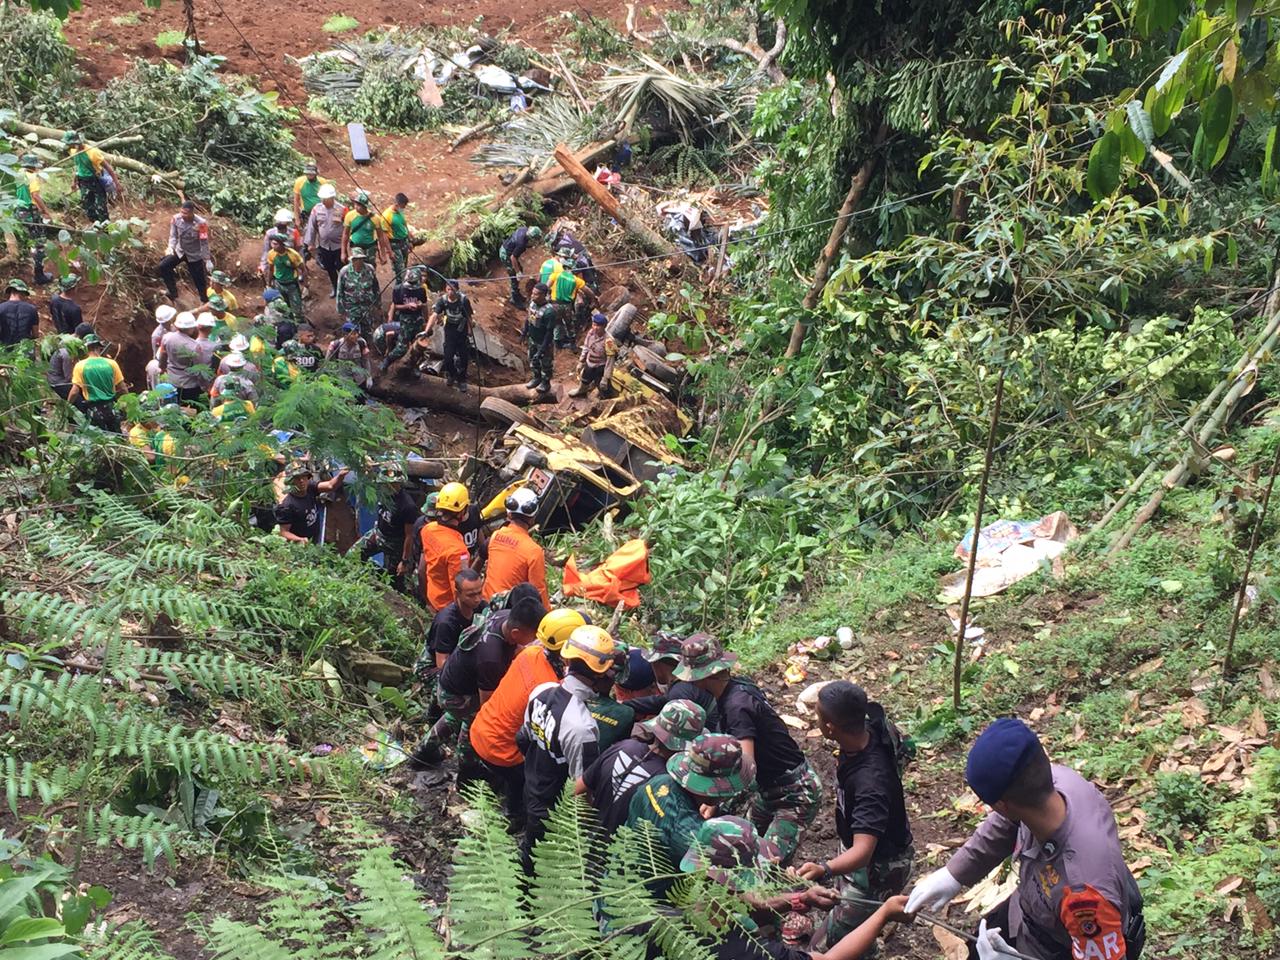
420,521,470,612
469,643,559,767
483,521,549,607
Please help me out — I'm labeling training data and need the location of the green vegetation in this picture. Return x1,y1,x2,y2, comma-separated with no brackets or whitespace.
322,13,360,33
109,11,140,25
152,29,185,49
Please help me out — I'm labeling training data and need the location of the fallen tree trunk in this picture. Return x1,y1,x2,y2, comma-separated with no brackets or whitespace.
370,372,541,416
553,143,678,259
1109,276,1280,553
2,118,182,186
784,121,888,359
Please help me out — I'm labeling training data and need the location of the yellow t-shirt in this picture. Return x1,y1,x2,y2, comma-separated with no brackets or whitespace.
206,287,239,313
69,146,105,177
343,209,386,245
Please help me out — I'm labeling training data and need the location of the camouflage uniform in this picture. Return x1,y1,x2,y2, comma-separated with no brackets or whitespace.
524,299,557,392
811,846,916,953
679,815,780,889
384,268,429,367
336,257,381,337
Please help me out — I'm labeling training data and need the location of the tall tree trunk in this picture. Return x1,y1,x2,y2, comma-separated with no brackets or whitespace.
183,0,201,58
784,121,889,359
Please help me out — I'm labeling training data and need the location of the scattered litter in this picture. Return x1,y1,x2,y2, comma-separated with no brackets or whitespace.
940,511,1078,601
780,714,807,731
359,730,408,769
795,680,834,715
836,626,854,649
311,743,335,756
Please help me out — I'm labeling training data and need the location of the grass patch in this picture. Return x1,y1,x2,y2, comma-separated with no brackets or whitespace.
322,13,359,33
110,12,141,26
154,29,186,49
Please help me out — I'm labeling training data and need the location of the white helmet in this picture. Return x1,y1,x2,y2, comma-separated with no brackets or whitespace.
274,208,293,224
506,487,539,518
228,334,250,353
224,352,247,369
155,304,177,324
174,311,197,331
318,183,337,200
195,312,216,328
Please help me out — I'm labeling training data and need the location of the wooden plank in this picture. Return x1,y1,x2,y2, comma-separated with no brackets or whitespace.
347,122,371,164
551,143,678,259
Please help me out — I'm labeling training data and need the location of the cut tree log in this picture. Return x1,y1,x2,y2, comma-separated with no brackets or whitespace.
784,121,889,359
370,372,543,417
1,118,182,187
1109,274,1280,553
706,20,788,83
552,143,679,259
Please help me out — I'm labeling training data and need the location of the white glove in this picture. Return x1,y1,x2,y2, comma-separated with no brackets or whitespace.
904,867,963,914
976,919,1019,960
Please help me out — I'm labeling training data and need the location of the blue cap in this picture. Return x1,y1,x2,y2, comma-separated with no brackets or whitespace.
591,312,607,324
618,647,655,691
262,288,281,302
341,322,357,332
965,718,1043,805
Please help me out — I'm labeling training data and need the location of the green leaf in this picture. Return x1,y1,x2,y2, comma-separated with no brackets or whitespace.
1159,579,1184,593
1,917,65,944
1151,0,1181,31
0,945,81,960
1125,100,1155,146
1086,131,1123,200
1199,84,1236,168
1260,124,1276,191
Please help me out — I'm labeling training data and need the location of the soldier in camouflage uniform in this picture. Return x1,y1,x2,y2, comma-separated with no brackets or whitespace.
335,247,382,337
677,635,822,866
625,733,750,882
522,282,556,395
382,265,429,371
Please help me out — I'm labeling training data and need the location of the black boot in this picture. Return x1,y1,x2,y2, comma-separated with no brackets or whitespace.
407,739,445,770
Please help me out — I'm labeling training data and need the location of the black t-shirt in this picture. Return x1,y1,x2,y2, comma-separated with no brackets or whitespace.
49,294,83,336
438,609,514,696
458,504,484,552
834,706,912,859
376,488,418,555
502,226,530,258
292,344,323,374
0,300,39,345
275,481,322,543
428,601,477,659
718,678,804,789
393,283,427,324
626,681,723,733
582,737,665,833
433,294,473,329
713,927,810,960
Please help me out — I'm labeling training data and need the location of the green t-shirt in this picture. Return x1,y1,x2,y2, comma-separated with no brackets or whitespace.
71,148,97,179
297,177,324,215
347,212,377,246
386,208,409,241
16,173,36,208
550,269,582,303
589,696,636,751
626,774,702,871
73,356,120,402
271,249,302,284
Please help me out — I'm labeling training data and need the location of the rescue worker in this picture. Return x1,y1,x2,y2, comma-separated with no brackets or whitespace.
905,717,1146,960
128,384,182,467
519,624,627,866
546,226,597,289
266,233,306,321
424,279,473,391
383,264,429,371
157,312,206,404
469,607,584,821
797,681,915,953
679,817,909,960
210,353,256,403
325,322,374,390
63,130,121,223
262,289,297,347
678,634,822,866
499,223,542,306
358,465,418,589
423,590,547,779
342,191,390,265
543,247,596,348
304,183,346,297
146,304,177,389
68,333,125,431
201,270,237,315
285,324,323,376
382,192,413,284
49,274,83,335
292,161,329,229
336,247,381,336
158,200,211,302
210,378,255,422
419,482,473,613
625,733,749,875
577,698,705,833
570,311,610,398
626,632,722,730
483,487,548,608
522,282,556,396
276,463,349,544
47,324,91,401
259,209,302,279
15,154,52,284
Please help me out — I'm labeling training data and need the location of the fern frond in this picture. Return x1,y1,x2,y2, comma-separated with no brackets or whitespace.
448,783,531,958
0,589,120,648
83,806,181,869
127,586,278,630
89,921,179,960
81,488,168,543
204,916,297,960
2,756,88,813
116,648,304,704
349,844,445,960
145,486,245,542
256,874,348,960
526,786,602,957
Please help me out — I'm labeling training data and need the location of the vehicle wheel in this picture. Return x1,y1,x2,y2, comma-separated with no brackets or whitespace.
632,345,681,385
480,396,543,429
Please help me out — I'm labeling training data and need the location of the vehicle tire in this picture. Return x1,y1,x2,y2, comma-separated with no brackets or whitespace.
632,345,681,385
480,396,542,429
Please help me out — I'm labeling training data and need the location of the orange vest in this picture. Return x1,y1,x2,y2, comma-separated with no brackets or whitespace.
470,643,558,767
482,522,548,607
420,521,470,612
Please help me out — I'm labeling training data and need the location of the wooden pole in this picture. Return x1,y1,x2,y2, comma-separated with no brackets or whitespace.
552,143,679,259
1220,443,1280,699
784,121,888,359
952,369,1006,711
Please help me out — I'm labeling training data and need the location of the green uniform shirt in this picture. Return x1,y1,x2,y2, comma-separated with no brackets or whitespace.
345,210,381,247
270,248,303,284
295,176,327,216
71,356,121,403
626,773,703,870
384,207,409,241
589,696,636,751
538,257,559,285
549,269,583,303
70,148,100,179
16,172,38,208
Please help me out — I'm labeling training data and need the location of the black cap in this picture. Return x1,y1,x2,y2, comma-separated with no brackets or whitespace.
180,199,196,210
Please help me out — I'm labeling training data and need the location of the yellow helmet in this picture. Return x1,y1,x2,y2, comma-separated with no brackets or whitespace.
537,609,587,652
436,481,470,514
561,625,626,675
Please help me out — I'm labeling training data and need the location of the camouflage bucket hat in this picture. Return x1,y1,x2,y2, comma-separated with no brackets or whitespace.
641,698,705,752
679,816,779,889
207,294,227,311
667,734,748,799
673,632,737,682
645,631,684,664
